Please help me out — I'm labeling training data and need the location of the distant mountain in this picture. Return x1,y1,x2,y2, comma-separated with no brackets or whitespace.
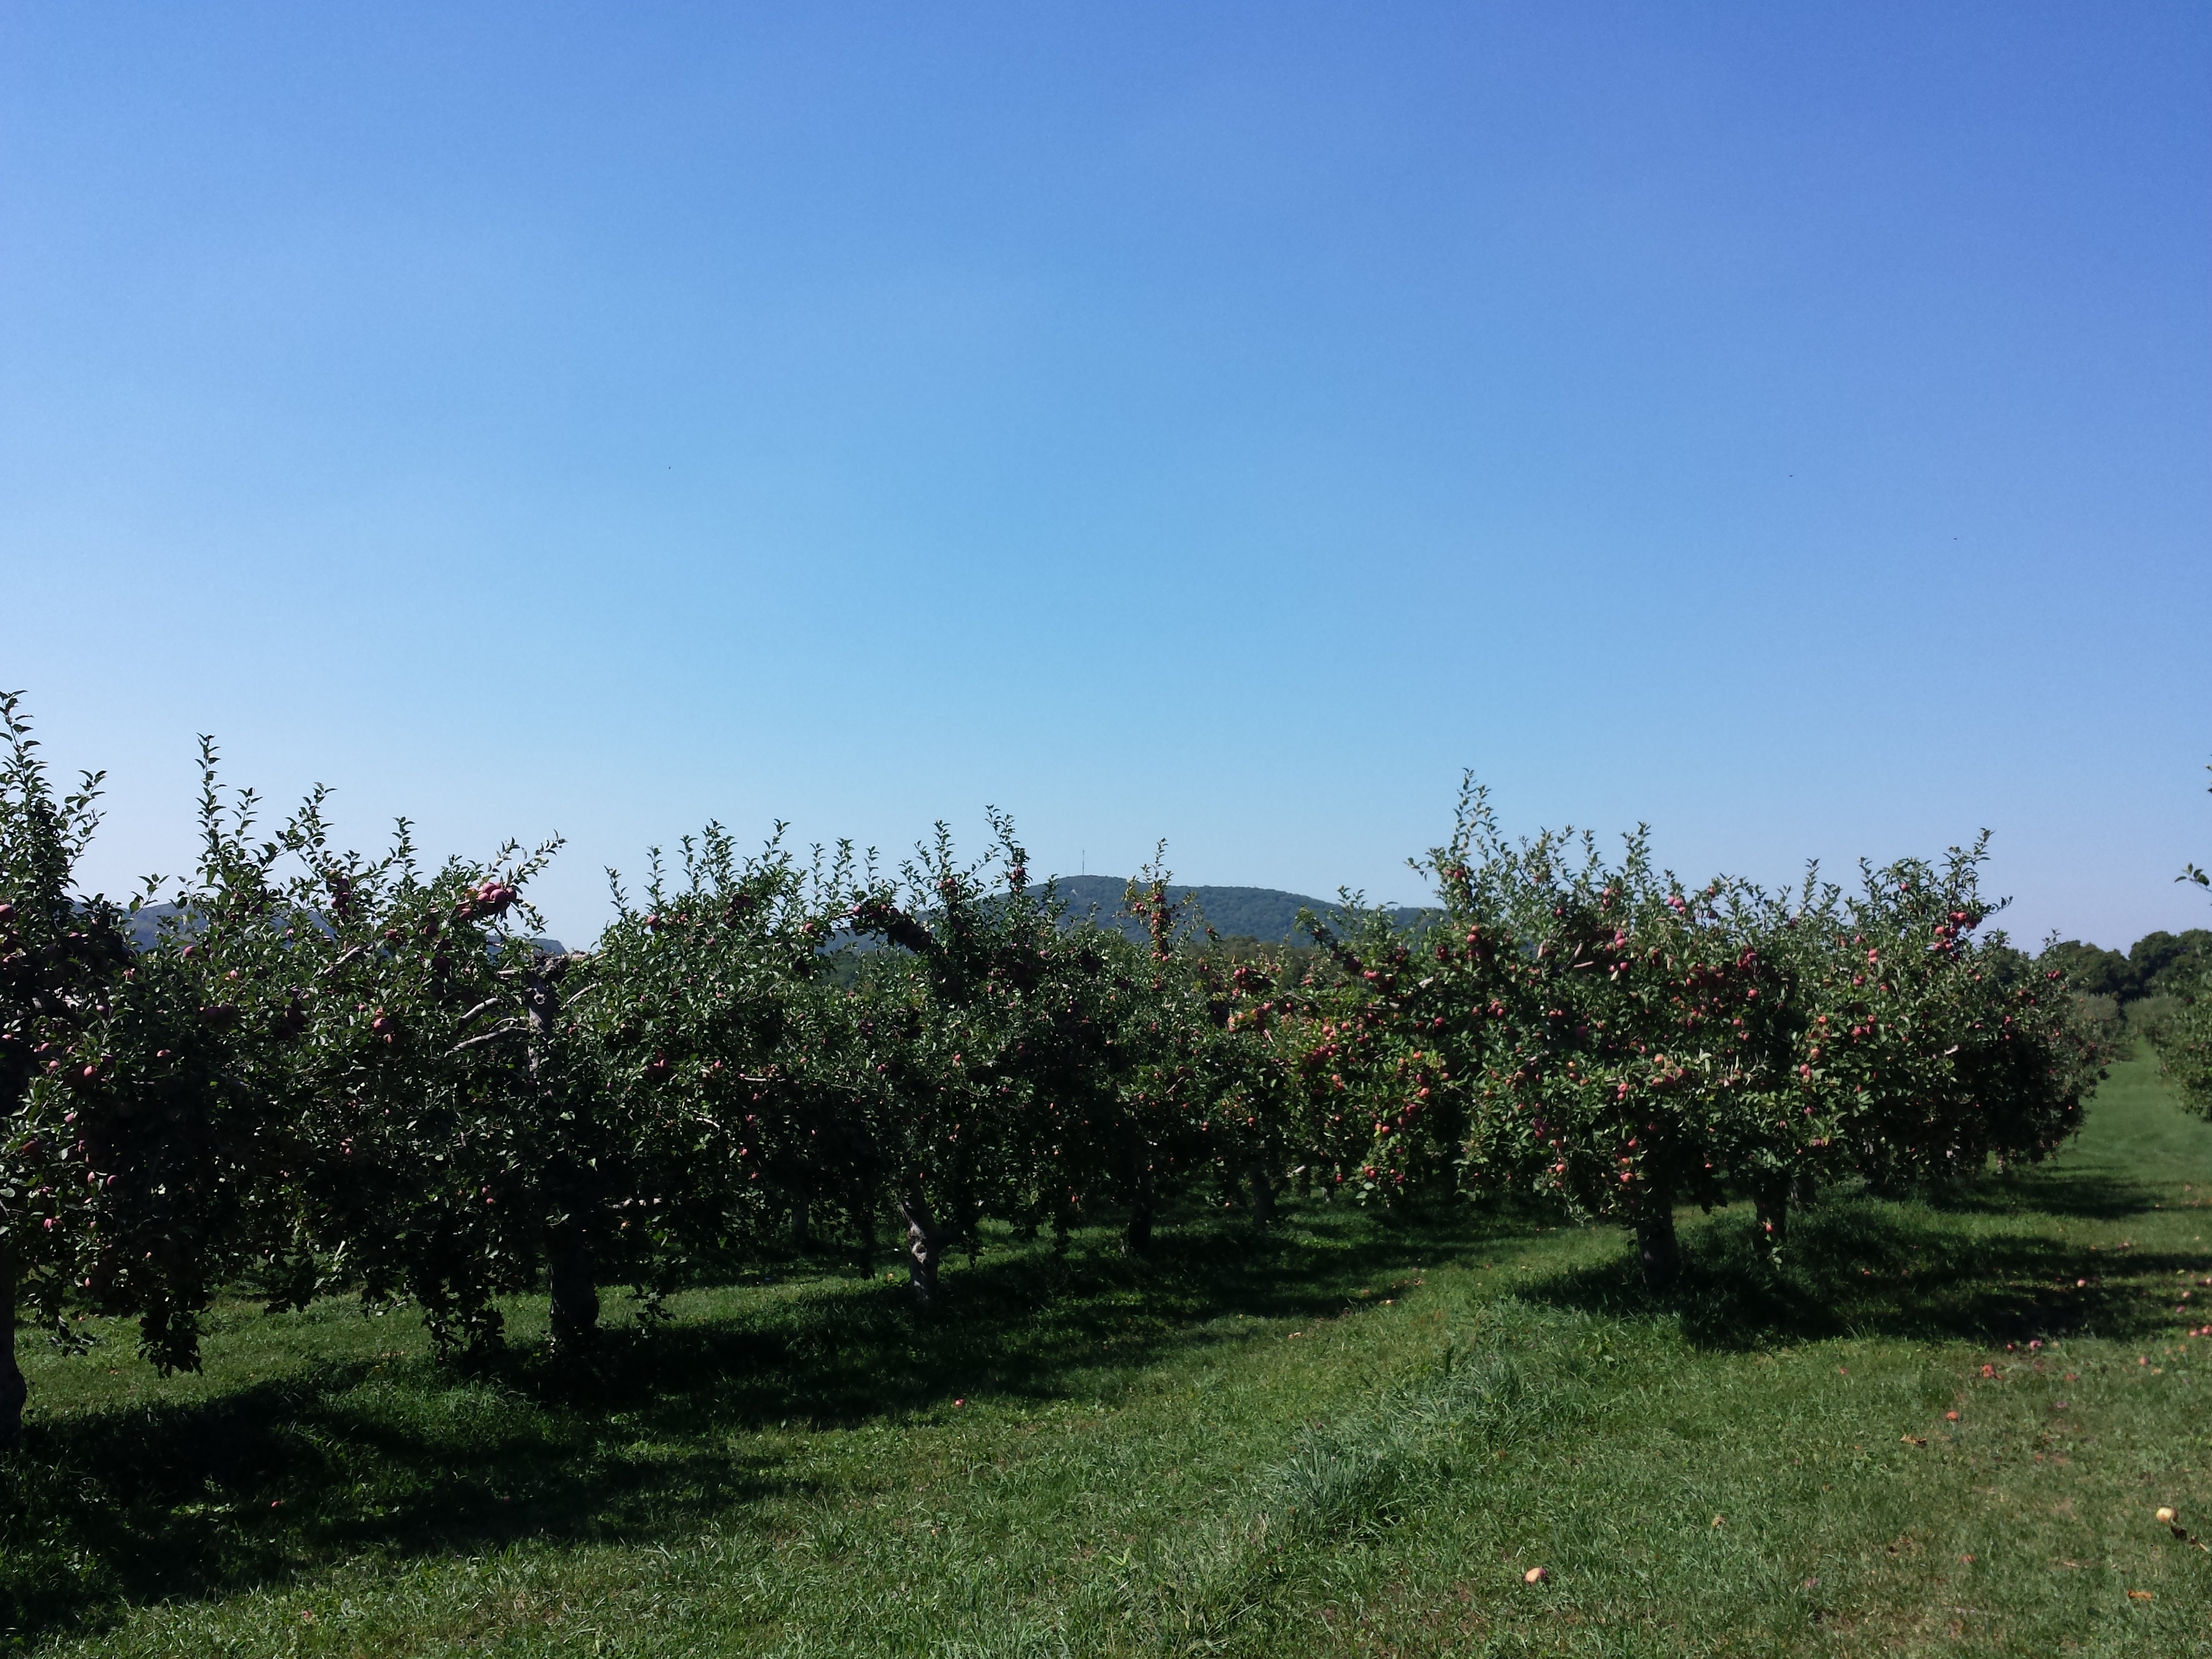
1038,875,1436,944
125,902,198,950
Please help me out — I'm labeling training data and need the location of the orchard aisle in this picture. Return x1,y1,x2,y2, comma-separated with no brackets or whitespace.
11,1057,2210,1657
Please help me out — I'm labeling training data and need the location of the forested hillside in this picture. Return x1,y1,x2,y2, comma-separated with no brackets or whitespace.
1041,874,1434,944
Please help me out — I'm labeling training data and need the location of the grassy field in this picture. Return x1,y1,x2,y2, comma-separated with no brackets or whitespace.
3,1055,2209,1657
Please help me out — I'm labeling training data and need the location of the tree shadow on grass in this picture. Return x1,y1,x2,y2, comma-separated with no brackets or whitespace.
0,1196,1510,1642
549,1195,1525,1435
0,1358,809,1640
1923,1161,2162,1222
1515,1193,2201,1352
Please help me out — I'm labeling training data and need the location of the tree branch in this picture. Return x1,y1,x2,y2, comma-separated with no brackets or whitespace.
318,941,372,979
448,1023,524,1056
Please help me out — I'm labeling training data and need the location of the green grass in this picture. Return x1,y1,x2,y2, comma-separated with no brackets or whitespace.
5,1056,2211,1656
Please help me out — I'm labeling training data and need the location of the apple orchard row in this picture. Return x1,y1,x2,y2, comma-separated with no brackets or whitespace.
0,695,2103,1444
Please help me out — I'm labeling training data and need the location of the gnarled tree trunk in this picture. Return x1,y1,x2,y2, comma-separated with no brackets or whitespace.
900,1180,944,1309
1248,1160,1277,1225
1635,1198,1680,1292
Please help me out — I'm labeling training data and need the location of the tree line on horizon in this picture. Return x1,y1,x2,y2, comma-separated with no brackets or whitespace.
2042,930,2211,1008
2035,759,2212,1111
0,693,2112,1450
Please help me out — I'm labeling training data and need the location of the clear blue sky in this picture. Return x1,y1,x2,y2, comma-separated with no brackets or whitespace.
3,3,2207,949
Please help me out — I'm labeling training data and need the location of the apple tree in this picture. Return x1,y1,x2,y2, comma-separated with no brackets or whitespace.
568,823,856,1302
1796,841,2102,1198
846,817,1144,1296
0,715,307,1446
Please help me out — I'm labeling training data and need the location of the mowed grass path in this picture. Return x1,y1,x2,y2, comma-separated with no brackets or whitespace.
5,1056,2210,1656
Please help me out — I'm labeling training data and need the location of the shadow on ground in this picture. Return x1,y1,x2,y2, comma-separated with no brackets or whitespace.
1928,1160,2161,1221
0,1196,1503,1640
1518,1174,2198,1352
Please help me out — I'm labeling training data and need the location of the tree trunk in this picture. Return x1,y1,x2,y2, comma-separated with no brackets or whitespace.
0,1250,24,1452
791,1192,811,1249
1123,1202,1154,1257
1248,1159,1276,1225
546,1227,600,1355
856,1198,879,1275
900,1182,944,1309
1635,1199,1680,1292
526,957,597,1357
1123,1169,1157,1257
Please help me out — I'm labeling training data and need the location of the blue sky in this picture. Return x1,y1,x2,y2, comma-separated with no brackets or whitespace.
3,3,2207,948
